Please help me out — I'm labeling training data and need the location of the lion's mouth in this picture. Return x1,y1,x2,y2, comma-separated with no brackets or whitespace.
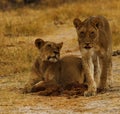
47,55,59,62
84,46,92,49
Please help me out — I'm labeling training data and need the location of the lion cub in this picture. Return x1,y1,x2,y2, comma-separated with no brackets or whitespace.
73,16,112,96
24,38,85,93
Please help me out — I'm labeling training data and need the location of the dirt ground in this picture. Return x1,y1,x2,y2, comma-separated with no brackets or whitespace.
0,26,120,114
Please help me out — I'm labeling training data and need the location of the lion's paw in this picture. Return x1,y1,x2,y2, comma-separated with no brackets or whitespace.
84,90,96,97
22,86,32,94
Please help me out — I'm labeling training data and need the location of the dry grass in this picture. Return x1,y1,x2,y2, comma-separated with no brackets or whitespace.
0,0,120,76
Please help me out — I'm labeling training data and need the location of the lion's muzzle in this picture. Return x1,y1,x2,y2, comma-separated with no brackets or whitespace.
84,43,92,50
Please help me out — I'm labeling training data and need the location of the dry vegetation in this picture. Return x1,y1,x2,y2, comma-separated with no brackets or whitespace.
0,0,120,113
0,0,120,76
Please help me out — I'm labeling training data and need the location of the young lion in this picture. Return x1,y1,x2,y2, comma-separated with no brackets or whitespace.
73,16,112,96
24,38,85,93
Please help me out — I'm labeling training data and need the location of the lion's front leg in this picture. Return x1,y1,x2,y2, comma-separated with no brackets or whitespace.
23,79,40,93
93,56,101,88
83,58,97,97
31,81,45,92
31,79,59,92
23,71,42,93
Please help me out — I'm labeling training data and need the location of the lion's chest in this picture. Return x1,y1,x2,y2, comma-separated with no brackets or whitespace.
41,62,60,82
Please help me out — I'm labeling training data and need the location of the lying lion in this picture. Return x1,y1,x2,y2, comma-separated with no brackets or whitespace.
23,38,85,93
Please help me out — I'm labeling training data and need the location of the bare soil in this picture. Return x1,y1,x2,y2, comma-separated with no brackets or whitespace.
0,26,120,114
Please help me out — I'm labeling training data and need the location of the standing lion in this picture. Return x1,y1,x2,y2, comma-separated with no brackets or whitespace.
73,16,112,96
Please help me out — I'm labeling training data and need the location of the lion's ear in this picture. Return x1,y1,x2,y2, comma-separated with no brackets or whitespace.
35,38,45,49
92,17,103,29
73,18,82,29
57,42,63,50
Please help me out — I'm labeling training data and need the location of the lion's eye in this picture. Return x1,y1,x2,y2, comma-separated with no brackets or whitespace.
47,44,52,47
91,31,94,35
80,31,85,38
90,31,95,38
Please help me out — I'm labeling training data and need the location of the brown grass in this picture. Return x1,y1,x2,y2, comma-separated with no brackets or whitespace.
0,0,120,76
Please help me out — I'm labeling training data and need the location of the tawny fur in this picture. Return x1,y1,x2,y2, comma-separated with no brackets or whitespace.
73,16,112,96
23,38,85,93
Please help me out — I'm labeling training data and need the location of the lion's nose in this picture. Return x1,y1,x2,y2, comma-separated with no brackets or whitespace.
85,42,90,46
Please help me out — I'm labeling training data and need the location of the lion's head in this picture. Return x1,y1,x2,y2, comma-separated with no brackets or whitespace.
35,38,63,62
73,16,103,56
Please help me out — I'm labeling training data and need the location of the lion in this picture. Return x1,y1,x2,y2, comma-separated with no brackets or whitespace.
73,16,112,96
23,38,85,93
